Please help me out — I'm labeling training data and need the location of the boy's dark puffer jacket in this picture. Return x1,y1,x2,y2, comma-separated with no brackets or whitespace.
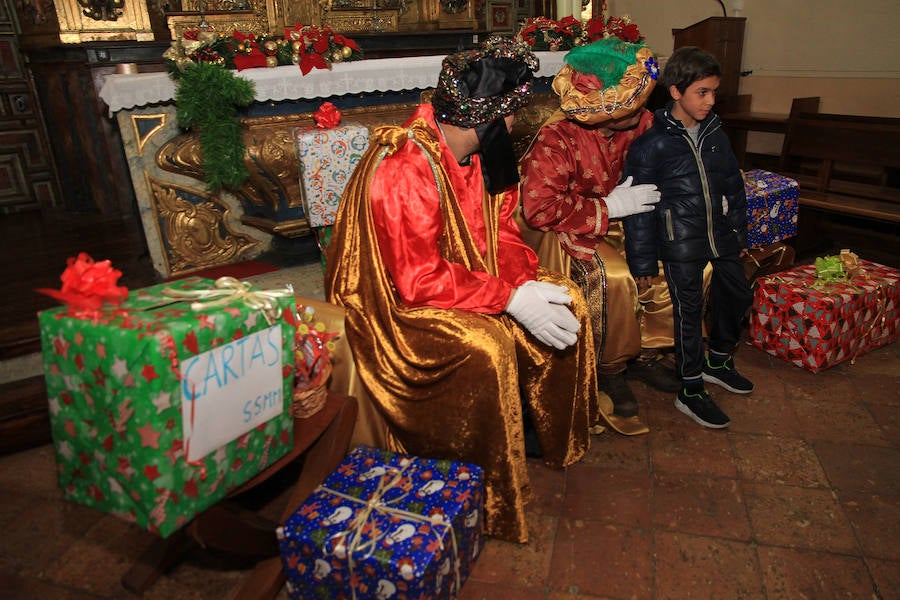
622,105,748,278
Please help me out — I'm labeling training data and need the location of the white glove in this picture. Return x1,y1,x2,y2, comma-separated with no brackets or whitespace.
604,176,661,220
506,281,581,350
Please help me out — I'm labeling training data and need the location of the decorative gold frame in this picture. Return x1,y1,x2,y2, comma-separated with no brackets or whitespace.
52,0,154,42
166,11,268,39
322,8,399,32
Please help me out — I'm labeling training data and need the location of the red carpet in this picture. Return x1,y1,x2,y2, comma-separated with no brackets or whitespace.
165,261,280,282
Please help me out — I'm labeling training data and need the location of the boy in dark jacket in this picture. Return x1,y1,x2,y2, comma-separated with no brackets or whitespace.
622,46,754,428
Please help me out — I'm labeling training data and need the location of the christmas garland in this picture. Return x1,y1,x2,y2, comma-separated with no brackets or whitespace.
173,61,255,191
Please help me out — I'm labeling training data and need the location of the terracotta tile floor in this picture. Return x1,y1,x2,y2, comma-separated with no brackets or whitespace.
1,341,898,599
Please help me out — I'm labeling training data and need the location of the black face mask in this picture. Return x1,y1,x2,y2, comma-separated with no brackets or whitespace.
475,118,519,195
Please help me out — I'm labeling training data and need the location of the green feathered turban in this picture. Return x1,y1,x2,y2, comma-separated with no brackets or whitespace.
552,37,659,125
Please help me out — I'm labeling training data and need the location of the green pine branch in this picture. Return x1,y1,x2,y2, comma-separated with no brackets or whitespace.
174,62,256,191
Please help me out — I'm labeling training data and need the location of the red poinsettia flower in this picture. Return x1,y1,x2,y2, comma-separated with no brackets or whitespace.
620,22,642,42
298,50,329,75
333,34,359,51
312,34,329,54
585,17,606,40
559,15,579,29
234,49,268,71
183,29,200,41
36,252,128,311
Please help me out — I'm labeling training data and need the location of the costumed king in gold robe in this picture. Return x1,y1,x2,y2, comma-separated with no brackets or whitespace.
325,37,604,544
520,38,689,433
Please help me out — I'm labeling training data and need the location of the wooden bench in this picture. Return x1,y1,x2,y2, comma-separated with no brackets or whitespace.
778,111,900,223
721,96,820,169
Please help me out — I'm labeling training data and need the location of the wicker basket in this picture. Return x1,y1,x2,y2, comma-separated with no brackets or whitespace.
291,361,332,418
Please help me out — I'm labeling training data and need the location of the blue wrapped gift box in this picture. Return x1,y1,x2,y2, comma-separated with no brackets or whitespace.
277,445,483,599
743,169,799,248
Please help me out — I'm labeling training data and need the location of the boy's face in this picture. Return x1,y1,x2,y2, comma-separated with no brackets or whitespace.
669,75,720,128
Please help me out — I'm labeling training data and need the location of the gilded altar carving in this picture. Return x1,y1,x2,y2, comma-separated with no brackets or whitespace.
322,9,398,32
155,119,300,219
440,0,467,14
145,174,260,275
52,0,154,41
154,103,419,238
267,0,474,35
166,11,268,39
129,113,168,156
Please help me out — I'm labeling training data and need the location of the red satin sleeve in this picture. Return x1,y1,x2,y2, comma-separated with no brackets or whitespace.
370,141,528,313
519,123,609,240
496,185,540,286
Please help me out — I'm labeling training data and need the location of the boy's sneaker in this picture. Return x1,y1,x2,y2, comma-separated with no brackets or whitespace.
702,356,754,394
675,387,730,428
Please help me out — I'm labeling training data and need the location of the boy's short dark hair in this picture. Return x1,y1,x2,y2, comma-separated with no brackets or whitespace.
662,46,722,94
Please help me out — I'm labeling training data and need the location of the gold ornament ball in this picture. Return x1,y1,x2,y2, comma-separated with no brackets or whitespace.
332,50,343,63
264,40,279,55
266,55,278,68
237,42,245,52
341,45,352,58
292,40,302,53
292,53,300,64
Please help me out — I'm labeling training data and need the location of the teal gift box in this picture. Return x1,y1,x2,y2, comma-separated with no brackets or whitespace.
277,445,484,600
38,277,297,537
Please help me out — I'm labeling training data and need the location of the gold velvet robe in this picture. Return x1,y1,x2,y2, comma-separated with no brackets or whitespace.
325,105,599,543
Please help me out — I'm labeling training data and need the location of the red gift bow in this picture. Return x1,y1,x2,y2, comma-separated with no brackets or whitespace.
36,252,128,312
313,102,342,129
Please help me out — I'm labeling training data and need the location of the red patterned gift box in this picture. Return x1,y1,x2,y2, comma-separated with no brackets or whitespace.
743,169,799,248
748,260,900,372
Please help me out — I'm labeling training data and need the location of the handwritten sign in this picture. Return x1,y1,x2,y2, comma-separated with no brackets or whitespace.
180,324,284,461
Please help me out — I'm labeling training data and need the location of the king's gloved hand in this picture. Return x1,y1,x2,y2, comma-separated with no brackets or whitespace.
604,176,661,219
505,281,581,350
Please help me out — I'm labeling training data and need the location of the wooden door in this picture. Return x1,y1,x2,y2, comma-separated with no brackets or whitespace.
0,0,60,214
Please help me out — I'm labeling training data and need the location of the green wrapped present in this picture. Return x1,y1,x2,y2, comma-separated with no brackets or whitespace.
39,276,297,538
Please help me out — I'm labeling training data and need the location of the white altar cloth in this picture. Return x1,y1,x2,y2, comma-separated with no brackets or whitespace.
99,52,568,115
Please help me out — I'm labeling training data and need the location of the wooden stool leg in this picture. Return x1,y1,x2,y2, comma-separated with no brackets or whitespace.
227,395,359,600
280,394,359,519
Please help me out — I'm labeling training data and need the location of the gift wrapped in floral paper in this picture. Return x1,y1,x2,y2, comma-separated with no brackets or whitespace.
38,257,297,537
277,445,483,600
747,252,900,372
742,169,799,248
294,103,369,230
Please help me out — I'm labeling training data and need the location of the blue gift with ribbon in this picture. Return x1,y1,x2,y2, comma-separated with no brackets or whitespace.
277,445,484,599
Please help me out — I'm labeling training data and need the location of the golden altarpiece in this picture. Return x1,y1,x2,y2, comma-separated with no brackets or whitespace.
28,0,564,278
50,0,477,42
